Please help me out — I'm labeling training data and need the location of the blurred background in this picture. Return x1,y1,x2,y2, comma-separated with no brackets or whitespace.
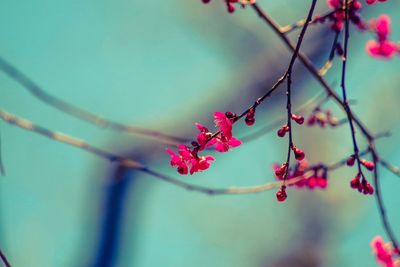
0,0,400,266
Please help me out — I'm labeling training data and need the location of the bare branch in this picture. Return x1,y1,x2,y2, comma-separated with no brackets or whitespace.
0,57,189,146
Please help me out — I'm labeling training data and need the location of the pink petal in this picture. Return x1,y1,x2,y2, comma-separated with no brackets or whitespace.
229,136,242,147
195,122,208,132
215,142,229,152
214,112,232,139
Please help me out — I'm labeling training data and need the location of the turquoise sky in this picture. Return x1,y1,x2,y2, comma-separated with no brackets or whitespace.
1,1,399,267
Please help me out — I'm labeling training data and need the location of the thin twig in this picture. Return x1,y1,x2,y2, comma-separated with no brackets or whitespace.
240,91,326,142
281,10,335,34
0,108,364,196
250,4,374,141
0,57,189,146
0,124,5,175
370,144,399,250
251,1,399,251
0,109,144,170
380,160,400,177
340,0,365,179
319,30,341,76
282,0,318,186
0,248,11,267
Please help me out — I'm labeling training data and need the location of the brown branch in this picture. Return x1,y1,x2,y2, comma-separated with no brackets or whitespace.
0,56,189,146
280,10,335,34
370,145,399,251
340,1,365,179
0,109,144,170
0,108,365,196
380,160,400,177
282,0,318,186
240,92,326,142
251,3,374,141
251,0,399,253
0,125,5,175
0,248,11,267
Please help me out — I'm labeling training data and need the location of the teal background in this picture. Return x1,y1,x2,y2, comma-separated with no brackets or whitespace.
0,1,400,266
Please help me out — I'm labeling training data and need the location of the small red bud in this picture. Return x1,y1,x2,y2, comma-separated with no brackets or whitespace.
293,146,305,161
351,1,362,10
317,177,328,188
307,115,316,126
277,125,289,137
347,155,356,166
364,183,374,195
361,159,375,171
276,186,287,202
227,2,235,13
225,111,236,119
316,116,327,128
245,116,255,126
350,174,360,189
307,177,317,189
291,114,304,125
274,163,287,179
245,108,256,126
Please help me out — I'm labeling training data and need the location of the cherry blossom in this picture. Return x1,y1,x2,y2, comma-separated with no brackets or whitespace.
366,15,399,58
371,236,400,267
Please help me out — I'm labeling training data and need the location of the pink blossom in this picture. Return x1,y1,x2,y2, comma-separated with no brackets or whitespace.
366,15,399,59
366,0,387,5
167,145,215,175
167,111,242,174
327,0,341,8
195,123,216,150
366,40,398,58
214,135,242,153
371,15,391,41
273,161,329,190
371,236,400,267
177,144,192,160
325,1,365,31
190,155,215,174
214,112,233,139
167,148,189,175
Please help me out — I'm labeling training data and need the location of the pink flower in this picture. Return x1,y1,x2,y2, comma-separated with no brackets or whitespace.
214,135,242,152
371,15,391,41
327,0,341,8
273,161,329,190
177,144,192,160
371,236,400,267
167,147,189,175
167,145,215,175
366,0,387,5
325,1,365,31
195,123,216,150
366,40,398,59
366,15,399,59
190,155,215,174
167,111,241,174
214,112,233,139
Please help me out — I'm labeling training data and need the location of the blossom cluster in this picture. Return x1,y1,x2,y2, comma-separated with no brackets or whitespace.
326,0,365,31
371,236,400,267
167,112,241,175
307,108,339,128
273,161,329,190
366,15,400,59
323,0,399,59
274,113,307,202
347,155,375,194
